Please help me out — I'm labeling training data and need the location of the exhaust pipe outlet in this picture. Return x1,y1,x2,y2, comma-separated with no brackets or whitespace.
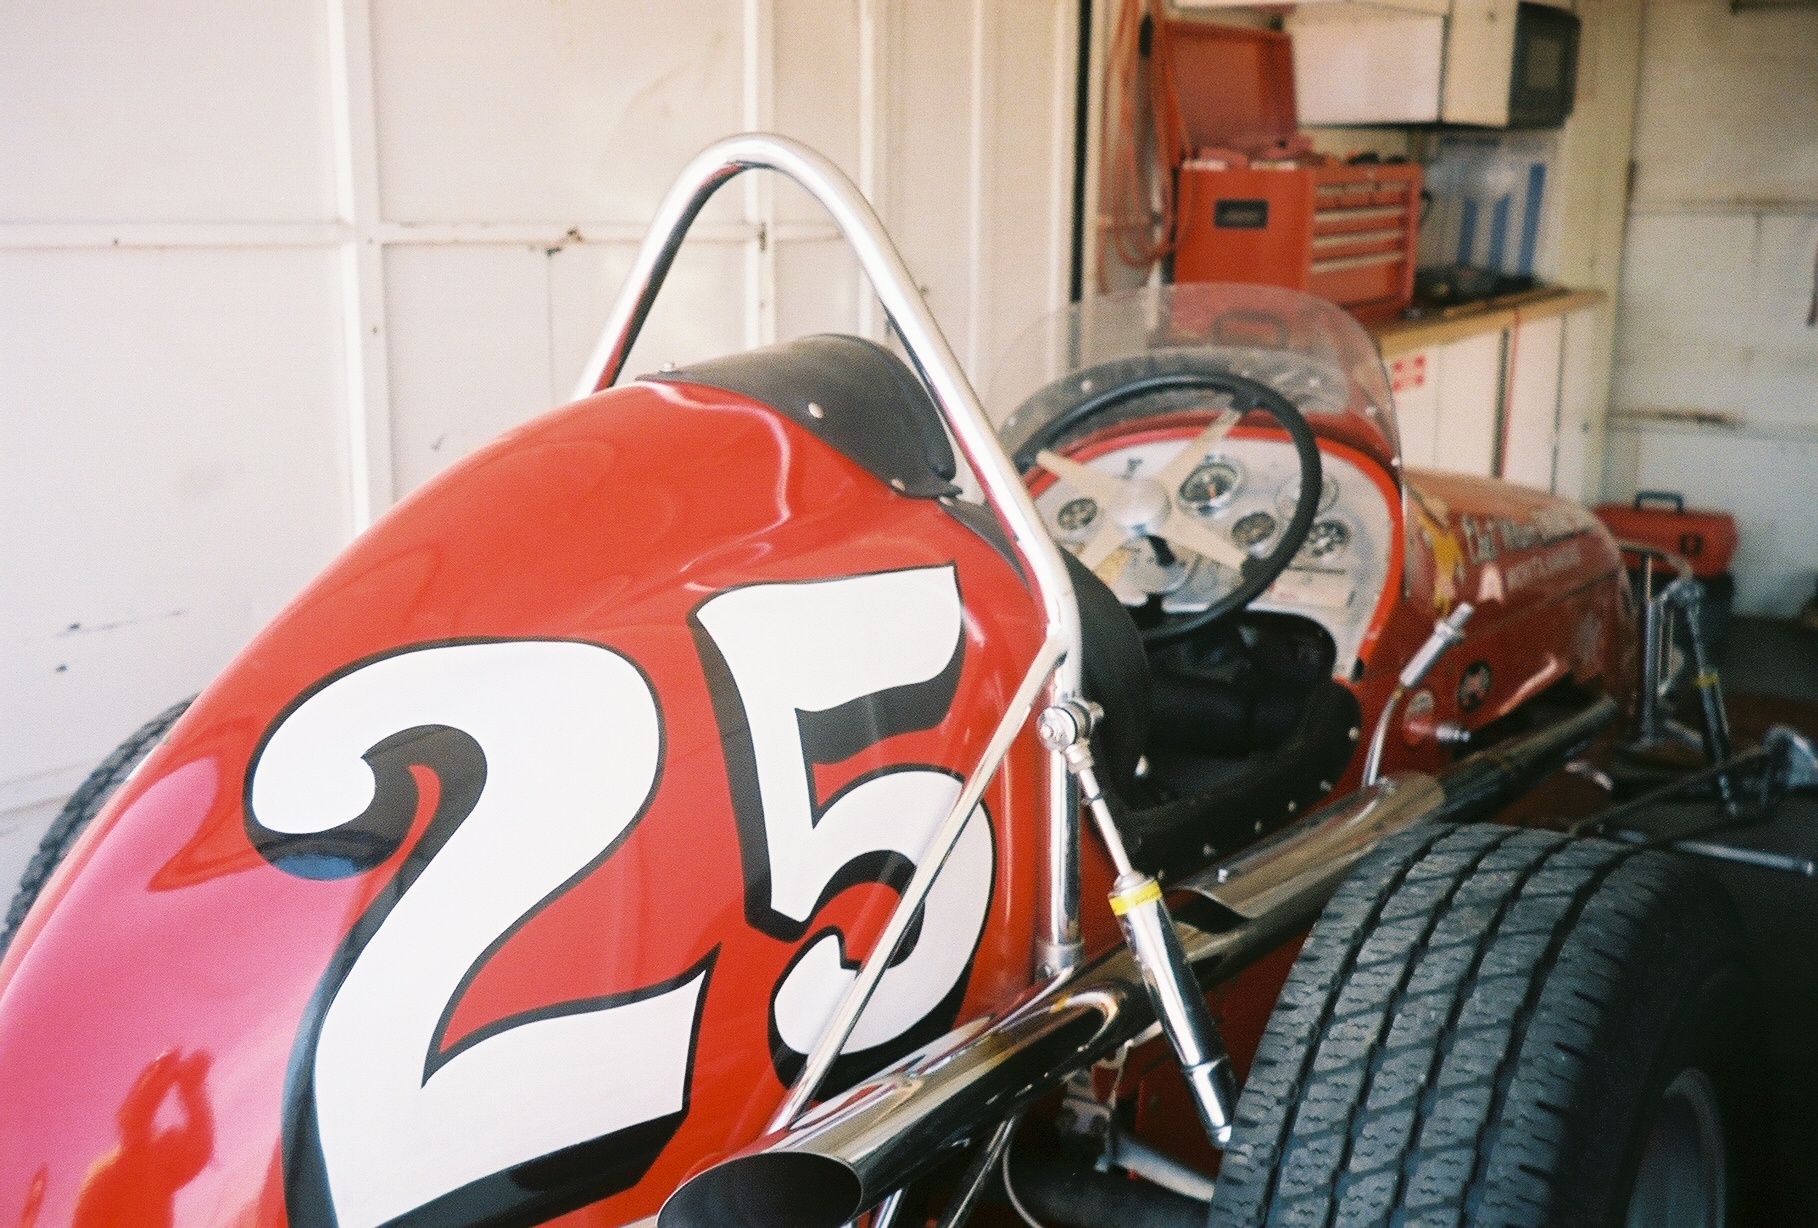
660,696,1617,1228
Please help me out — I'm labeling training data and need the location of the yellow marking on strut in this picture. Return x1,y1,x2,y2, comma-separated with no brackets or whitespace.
1109,878,1163,915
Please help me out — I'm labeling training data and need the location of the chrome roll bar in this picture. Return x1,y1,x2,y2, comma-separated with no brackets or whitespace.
571,134,1086,1130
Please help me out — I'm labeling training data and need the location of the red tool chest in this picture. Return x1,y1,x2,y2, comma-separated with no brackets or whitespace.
1167,22,1420,324
1594,492,1738,579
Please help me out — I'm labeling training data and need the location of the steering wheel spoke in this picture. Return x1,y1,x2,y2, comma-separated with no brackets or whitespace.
1077,520,1131,571
1153,510,1249,572
1035,450,1124,502
1013,358,1323,645
1155,409,1242,489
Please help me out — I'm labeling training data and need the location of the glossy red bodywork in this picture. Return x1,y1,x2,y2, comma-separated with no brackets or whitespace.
0,368,1634,1227
0,380,1046,1228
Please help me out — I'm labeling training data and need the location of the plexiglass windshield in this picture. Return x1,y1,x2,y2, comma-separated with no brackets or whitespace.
989,283,1400,478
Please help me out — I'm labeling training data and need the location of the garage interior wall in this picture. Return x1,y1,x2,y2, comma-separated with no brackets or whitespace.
0,0,1078,887
1601,0,1818,617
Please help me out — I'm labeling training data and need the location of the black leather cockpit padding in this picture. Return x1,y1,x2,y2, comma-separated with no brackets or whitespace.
1114,679,1362,881
1069,553,1151,798
650,334,959,498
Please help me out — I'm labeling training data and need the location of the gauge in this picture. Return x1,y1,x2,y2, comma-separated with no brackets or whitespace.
1178,458,1242,511
1302,518,1352,561
1055,497,1098,535
1230,510,1278,553
1276,474,1340,517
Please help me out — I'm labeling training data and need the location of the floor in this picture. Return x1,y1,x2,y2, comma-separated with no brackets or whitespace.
1666,617,1818,1223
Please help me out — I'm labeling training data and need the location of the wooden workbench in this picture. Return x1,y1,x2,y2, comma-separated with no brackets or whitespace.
1369,288,1607,359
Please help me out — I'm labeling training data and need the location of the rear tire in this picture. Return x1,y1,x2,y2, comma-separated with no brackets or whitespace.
1209,824,1766,1228
1,698,192,958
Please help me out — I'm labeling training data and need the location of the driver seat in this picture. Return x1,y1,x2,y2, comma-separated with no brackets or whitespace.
1070,554,1363,881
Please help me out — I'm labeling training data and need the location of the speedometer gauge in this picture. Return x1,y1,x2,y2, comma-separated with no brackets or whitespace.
1178,458,1242,511
1055,497,1098,535
1303,518,1352,561
1231,510,1277,553
1277,475,1340,516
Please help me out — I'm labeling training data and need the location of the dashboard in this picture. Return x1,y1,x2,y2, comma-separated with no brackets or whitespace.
1033,433,1395,677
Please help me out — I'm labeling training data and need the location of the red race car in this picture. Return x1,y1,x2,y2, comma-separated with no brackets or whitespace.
0,135,1786,1228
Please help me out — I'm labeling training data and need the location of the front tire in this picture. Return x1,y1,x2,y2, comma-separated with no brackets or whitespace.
1210,824,1766,1228
1,698,192,958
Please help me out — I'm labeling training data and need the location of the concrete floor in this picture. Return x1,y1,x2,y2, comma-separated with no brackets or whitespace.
1700,618,1818,1223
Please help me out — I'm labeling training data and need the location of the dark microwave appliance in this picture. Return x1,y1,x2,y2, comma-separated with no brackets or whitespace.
1508,3,1580,129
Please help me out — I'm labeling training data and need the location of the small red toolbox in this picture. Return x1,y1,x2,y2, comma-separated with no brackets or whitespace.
1594,491,1738,578
1167,22,1420,324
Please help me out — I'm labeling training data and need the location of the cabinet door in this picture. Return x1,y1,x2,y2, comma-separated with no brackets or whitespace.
1287,7,1446,125
1501,312,1566,490
1431,331,1504,476
1389,349,1440,468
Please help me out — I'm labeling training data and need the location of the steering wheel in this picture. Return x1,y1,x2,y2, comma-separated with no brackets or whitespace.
1010,352,1323,648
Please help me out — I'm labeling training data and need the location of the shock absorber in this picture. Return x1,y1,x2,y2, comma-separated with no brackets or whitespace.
1037,698,1239,1147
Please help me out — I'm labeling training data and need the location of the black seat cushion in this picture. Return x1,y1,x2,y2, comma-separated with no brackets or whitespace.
1068,552,1151,798
1113,679,1363,881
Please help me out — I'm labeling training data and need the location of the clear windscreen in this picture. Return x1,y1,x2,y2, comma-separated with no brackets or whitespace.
989,283,1400,477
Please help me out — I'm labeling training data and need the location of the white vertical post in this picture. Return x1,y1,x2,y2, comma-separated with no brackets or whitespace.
742,0,777,349
856,0,889,342
964,0,994,379
325,0,394,533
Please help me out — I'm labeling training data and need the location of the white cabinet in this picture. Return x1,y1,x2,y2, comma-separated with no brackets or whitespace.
1286,0,1573,128
1500,311,1565,487
1381,299,1602,496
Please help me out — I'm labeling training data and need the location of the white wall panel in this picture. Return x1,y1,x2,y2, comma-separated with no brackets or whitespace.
886,0,980,366
552,242,751,401
1613,212,1818,429
385,244,556,495
1627,1,1818,211
1,247,349,807
370,0,747,225
980,0,1072,379
772,0,864,225
2,0,1077,884
776,240,865,342
0,2,338,223
1604,0,1818,615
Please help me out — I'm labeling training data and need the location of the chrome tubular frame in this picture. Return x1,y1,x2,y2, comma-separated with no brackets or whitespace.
571,134,1086,1130
658,696,1619,1228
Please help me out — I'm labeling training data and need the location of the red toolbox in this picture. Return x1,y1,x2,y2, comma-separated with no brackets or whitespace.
1594,491,1738,578
1167,21,1420,324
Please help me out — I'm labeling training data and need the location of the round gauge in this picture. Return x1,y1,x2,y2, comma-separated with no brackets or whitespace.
1178,458,1242,511
1276,474,1341,517
1303,518,1352,561
1055,497,1098,535
1230,510,1278,553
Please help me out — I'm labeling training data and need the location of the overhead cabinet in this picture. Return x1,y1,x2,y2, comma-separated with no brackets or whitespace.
1282,0,1580,128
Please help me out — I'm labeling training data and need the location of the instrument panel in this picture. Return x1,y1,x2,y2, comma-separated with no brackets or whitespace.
1034,433,1394,677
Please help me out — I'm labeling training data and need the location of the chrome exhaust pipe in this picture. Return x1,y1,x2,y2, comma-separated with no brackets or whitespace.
659,697,1617,1228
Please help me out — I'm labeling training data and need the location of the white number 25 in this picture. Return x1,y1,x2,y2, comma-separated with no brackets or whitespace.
246,565,995,1228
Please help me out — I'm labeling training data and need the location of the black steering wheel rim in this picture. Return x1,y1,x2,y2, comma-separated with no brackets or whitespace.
1010,352,1323,647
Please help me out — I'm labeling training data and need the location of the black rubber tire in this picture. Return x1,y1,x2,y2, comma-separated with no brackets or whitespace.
1210,823,1766,1228
0,698,192,958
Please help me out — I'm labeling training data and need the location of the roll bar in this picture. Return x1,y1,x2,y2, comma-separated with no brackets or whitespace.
570,134,1087,1129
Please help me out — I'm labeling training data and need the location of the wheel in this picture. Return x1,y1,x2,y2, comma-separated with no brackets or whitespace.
1210,823,1767,1228
1009,353,1324,647
1,698,192,958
